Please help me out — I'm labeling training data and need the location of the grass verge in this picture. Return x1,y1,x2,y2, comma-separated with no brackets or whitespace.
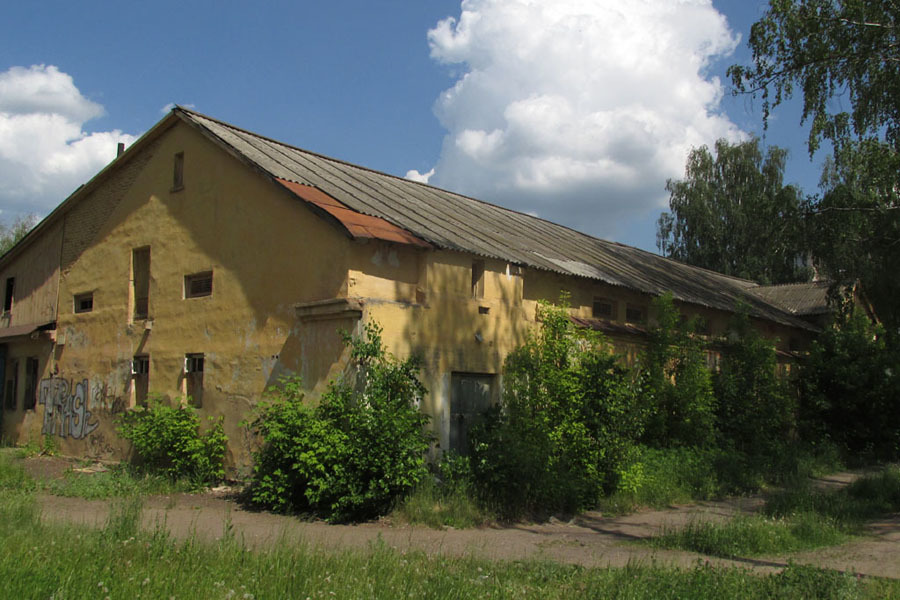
650,467,900,558
393,475,489,528
2,488,897,598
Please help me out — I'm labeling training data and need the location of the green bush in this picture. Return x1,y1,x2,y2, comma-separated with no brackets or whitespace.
117,399,226,486
640,293,717,448
470,297,642,518
799,309,900,461
715,310,794,461
247,322,432,522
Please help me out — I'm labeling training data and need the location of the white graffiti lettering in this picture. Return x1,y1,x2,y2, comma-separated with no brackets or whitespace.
38,378,100,439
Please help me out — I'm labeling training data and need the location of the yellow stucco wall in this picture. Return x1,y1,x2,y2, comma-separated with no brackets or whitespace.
44,121,352,470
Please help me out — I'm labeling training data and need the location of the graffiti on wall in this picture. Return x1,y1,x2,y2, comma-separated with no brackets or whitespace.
39,378,100,439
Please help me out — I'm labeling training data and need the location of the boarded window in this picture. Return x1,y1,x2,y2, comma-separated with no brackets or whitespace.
449,373,495,455
132,355,149,406
23,357,38,411
184,272,213,298
4,277,14,312
471,260,485,299
173,152,184,190
132,247,150,319
185,353,204,407
74,293,94,313
4,360,17,411
592,298,614,319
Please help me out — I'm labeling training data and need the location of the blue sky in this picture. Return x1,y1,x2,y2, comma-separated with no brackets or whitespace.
0,0,824,252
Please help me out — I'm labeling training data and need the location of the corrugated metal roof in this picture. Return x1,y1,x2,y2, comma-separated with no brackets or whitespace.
750,281,831,316
175,107,815,331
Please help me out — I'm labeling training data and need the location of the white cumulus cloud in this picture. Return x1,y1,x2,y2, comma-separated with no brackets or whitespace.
0,65,137,218
423,0,744,240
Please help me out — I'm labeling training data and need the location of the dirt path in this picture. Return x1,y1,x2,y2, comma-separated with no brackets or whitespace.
23,456,900,579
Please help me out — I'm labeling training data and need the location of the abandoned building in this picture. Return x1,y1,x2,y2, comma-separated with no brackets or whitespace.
0,107,824,470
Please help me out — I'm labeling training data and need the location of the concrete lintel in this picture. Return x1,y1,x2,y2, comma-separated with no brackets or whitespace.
294,298,364,322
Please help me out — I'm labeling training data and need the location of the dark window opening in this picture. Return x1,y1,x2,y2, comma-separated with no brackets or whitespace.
185,353,204,407
471,260,485,299
592,298,614,319
132,355,149,406
173,152,184,190
23,357,38,410
74,293,94,314
449,373,494,455
4,277,14,312
132,247,150,320
625,305,645,324
4,360,17,411
184,272,213,298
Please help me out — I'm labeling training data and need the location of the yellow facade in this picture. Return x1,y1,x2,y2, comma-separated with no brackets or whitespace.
0,113,817,471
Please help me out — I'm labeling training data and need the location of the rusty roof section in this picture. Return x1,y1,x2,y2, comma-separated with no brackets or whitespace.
749,281,831,316
276,178,430,248
175,107,815,332
571,316,649,338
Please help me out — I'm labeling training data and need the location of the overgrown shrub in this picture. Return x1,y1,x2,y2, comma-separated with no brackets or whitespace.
470,297,642,518
247,322,432,522
640,293,717,448
117,399,226,486
799,310,900,461
715,310,794,461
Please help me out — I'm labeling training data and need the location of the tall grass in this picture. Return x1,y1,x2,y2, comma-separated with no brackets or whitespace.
1,489,895,600
394,475,490,528
3,452,896,598
43,465,194,499
653,513,849,558
650,467,900,558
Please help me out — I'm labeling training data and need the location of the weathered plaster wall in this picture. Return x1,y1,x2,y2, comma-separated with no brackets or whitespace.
50,121,352,470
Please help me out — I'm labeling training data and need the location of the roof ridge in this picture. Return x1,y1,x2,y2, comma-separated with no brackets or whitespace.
754,280,831,290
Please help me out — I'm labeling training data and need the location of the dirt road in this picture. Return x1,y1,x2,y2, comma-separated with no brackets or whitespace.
25,457,900,579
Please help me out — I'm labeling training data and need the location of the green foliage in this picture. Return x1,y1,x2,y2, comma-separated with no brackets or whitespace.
766,467,900,527
43,465,192,499
799,310,900,460
247,322,432,522
394,452,489,528
653,513,849,558
730,0,900,330
640,294,717,448
729,0,900,156
810,141,900,332
658,138,810,284
470,297,642,518
0,214,38,256
117,398,226,486
3,478,895,600
715,310,794,461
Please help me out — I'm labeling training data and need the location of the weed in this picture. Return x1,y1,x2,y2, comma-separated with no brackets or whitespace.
653,513,849,558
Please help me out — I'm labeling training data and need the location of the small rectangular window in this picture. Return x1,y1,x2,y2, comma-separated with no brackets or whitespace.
74,293,94,313
625,305,645,324
23,357,38,410
173,152,184,190
4,277,14,312
471,260,485,299
132,247,150,320
132,355,149,406
184,272,213,298
4,359,18,411
185,353,204,407
592,298,614,319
